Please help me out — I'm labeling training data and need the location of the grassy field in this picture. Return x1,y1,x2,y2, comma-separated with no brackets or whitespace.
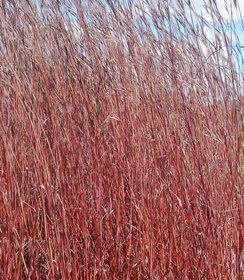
0,0,243,279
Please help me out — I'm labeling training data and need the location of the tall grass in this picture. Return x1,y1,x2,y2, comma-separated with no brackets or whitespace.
0,0,243,279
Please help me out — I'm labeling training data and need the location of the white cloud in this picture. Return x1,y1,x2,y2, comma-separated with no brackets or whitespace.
170,0,244,22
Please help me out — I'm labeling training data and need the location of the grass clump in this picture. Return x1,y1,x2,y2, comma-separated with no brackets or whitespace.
0,0,243,279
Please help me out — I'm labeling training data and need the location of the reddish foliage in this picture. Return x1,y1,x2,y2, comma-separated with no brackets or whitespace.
0,1,243,279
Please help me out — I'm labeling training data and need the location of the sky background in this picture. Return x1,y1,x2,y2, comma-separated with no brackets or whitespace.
171,0,244,70
33,0,244,70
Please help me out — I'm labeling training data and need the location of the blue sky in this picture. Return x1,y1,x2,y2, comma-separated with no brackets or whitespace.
139,0,244,72
33,0,244,71
173,0,244,71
